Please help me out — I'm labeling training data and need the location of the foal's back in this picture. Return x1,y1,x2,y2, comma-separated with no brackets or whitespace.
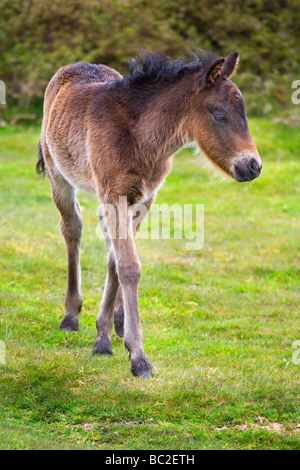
41,62,122,192
45,61,121,104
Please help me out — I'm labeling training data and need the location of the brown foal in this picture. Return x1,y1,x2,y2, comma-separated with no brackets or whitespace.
37,50,261,378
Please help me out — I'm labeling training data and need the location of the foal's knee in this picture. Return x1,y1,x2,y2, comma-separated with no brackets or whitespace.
60,213,82,243
107,250,118,277
117,261,141,286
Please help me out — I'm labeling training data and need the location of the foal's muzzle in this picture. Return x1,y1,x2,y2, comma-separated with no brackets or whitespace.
234,158,262,182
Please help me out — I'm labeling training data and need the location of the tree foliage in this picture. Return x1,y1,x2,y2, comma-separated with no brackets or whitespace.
0,0,299,118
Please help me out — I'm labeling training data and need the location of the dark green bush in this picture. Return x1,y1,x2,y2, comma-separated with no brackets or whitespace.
0,0,299,120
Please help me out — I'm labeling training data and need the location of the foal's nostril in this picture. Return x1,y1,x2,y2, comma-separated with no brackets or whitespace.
249,158,261,176
234,157,262,182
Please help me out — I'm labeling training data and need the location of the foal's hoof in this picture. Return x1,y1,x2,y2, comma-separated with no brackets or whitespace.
131,357,152,379
114,321,124,338
60,316,79,332
114,307,124,338
92,336,112,356
134,369,152,379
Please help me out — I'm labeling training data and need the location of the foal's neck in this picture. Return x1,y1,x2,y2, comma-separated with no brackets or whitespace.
129,82,191,160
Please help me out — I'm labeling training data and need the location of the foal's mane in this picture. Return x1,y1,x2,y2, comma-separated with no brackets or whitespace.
123,50,218,88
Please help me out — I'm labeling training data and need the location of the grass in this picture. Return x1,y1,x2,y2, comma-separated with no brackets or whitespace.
0,120,299,449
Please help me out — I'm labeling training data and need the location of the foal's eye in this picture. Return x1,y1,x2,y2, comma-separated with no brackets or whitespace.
213,114,226,123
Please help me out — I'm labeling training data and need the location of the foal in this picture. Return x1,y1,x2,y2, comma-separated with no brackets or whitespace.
37,51,261,378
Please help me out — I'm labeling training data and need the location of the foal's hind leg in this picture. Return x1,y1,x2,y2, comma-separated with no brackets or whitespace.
48,169,83,331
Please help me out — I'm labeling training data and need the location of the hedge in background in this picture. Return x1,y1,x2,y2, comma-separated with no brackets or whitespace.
1,0,299,120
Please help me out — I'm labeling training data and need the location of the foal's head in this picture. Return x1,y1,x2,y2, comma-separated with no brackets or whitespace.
190,52,261,182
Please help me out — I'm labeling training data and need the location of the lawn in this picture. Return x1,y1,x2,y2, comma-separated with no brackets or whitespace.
0,120,299,449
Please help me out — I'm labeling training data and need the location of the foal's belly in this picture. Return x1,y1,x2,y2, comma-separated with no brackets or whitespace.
47,138,97,194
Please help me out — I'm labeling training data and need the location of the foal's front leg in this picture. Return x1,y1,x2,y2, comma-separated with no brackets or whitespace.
93,245,119,355
115,236,151,378
95,199,152,378
113,287,125,337
113,196,155,339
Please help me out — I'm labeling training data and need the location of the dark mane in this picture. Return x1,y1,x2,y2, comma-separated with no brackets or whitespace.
123,50,218,88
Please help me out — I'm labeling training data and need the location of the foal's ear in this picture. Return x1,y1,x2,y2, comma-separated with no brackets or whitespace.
201,58,225,88
223,51,239,79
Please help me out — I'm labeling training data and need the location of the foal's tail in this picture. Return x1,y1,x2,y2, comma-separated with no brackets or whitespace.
36,140,46,176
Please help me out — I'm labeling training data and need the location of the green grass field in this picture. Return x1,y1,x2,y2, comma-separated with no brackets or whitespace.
0,120,299,449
